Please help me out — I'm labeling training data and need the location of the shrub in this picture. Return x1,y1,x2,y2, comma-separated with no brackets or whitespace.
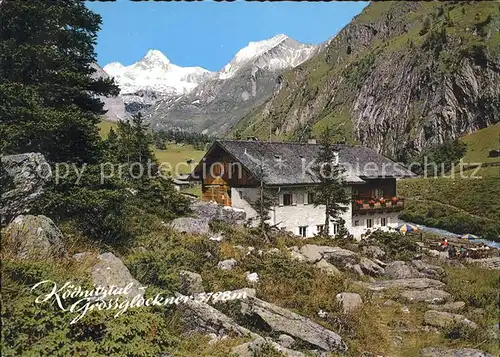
362,230,421,261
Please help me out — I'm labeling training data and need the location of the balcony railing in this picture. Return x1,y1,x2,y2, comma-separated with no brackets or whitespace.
352,196,404,214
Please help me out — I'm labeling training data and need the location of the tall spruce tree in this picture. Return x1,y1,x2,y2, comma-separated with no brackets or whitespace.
0,0,118,163
250,156,274,239
313,127,350,236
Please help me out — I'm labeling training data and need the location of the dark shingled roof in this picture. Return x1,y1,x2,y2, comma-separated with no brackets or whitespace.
194,140,416,185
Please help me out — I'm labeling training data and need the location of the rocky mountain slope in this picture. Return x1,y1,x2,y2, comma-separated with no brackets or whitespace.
233,2,500,159
137,35,316,133
90,63,127,122
104,49,215,114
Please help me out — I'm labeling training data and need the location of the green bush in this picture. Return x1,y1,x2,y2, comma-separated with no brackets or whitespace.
361,230,421,261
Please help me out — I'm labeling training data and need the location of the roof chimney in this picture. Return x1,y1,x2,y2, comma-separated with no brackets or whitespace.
307,138,317,144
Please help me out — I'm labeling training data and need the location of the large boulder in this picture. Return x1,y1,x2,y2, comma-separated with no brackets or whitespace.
385,261,419,279
177,292,258,338
190,201,246,224
170,217,210,235
335,292,363,313
362,278,445,292
240,296,346,352
299,244,357,265
427,301,466,312
400,289,452,304
278,334,296,349
75,252,144,299
420,347,494,357
423,310,477,329
315,258,342,276
359,257,385,276
1,153,51,224
410,260,444,279
4,215,66,260
179,270,204,295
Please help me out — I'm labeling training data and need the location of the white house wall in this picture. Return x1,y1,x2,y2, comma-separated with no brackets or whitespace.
231,186,400,239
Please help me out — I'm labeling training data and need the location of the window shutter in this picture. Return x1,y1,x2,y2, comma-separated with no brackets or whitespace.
292,193,297,205
279,193,284,206
304,192,308,205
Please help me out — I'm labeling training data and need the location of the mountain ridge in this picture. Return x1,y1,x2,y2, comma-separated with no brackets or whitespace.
232,1,500,158
137,34,318,133
102,34,317,122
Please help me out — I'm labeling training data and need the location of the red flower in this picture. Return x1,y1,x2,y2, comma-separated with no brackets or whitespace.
369,199,375,205
379,198,386,204
355,199,364,205
391,196,399,202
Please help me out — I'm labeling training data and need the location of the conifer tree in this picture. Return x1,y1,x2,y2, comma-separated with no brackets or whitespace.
313,127,350,236
250,156,274,239
0,0,118,164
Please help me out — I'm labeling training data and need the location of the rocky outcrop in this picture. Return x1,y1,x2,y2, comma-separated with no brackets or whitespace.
385,261,419,279
178,293,258,338
190,201,246,225
4,215,66,260
401,289,452,304
336,292,363,313
231,337,305,357
179,270,204,295
315,258,342,276
423,310,477,329
74,252,144,299
240,296,346,352
427,301,466,312
410,260,444,279
278,334,296,349
359,257,385,276
234,2,500,158
170,217,210,235
362,278,445,291
384,260,445,279
1,153,51,224
420,347,494,357
299,244,357,264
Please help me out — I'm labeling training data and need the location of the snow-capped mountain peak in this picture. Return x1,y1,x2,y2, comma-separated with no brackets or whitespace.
219,34,315,80
103,49,214,96
139,49,171,67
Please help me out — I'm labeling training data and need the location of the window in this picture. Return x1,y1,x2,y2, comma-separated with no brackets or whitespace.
299,226,308,237
381,217,386,227
354,220,360,227
366,219,372,228
352,187,359,197
283,193,293,206
316,225,324,234
375,188,384,198
307,192,315,204
333,224,340,235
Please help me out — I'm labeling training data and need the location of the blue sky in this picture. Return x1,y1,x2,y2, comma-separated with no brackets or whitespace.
87,0,368,71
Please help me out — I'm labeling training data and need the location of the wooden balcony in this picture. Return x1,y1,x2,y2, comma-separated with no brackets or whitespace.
352,197,404,214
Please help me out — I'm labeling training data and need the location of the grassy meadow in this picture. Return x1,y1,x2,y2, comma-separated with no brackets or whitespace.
398,125,500,240
98,120,206,175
